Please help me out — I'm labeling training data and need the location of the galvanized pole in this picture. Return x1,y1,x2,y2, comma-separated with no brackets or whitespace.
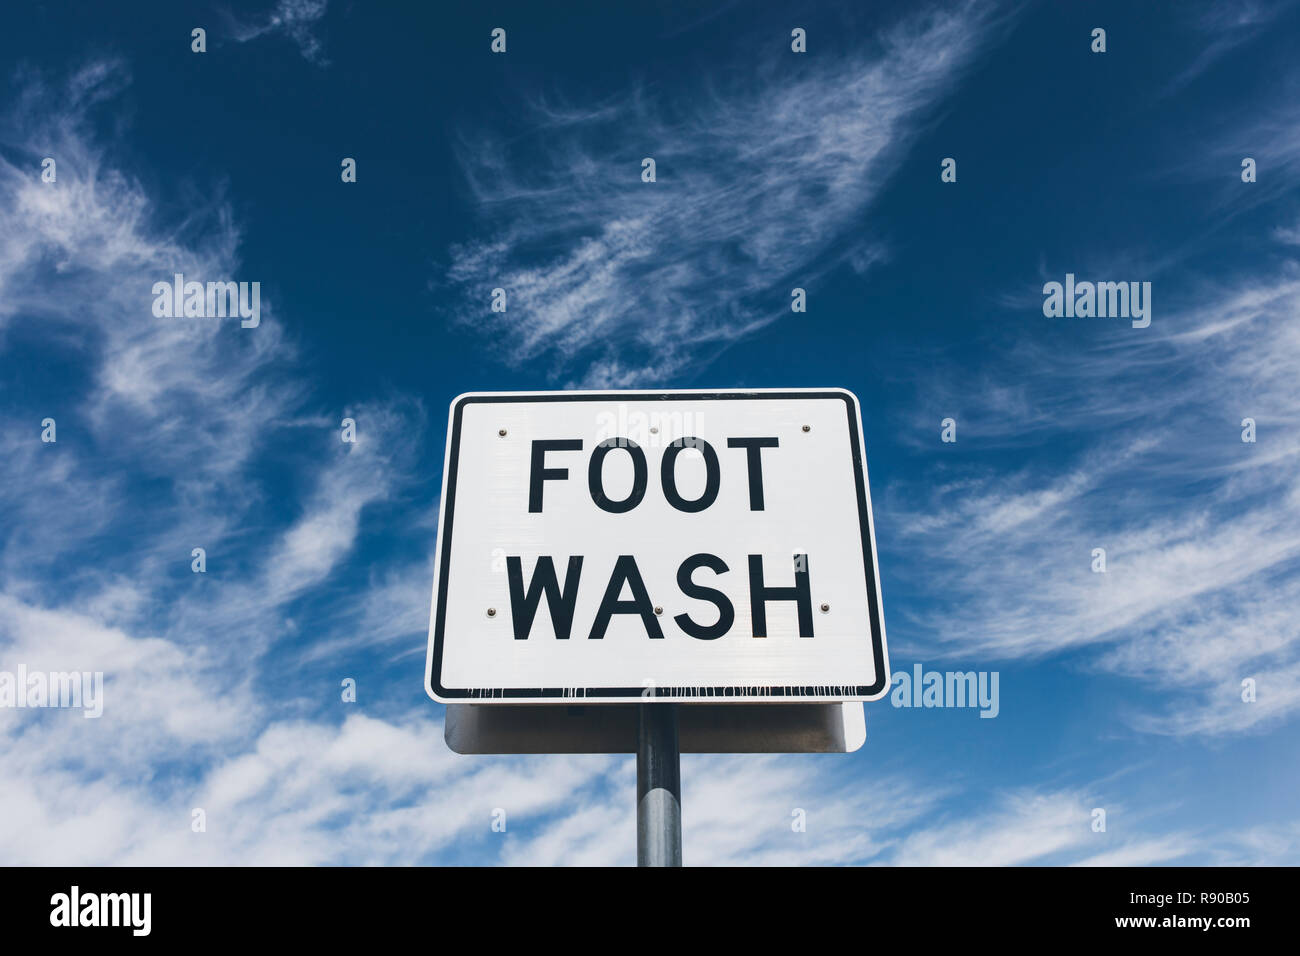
636,702,682,866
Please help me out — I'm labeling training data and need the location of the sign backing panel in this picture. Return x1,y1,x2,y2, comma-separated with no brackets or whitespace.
444,701,867,754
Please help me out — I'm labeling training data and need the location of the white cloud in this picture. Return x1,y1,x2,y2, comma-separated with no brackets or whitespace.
443,2,1010,386
0,63,425,660
887,261,1300,736
1209,821,1300,865
0,62,296,594
889,791,1095,866
0,63,440,865
227,0,330,66
680,755,940,866
1158,0,1294,97
1073,835,1199,868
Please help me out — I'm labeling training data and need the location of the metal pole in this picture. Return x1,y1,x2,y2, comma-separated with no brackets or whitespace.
636,702,682,866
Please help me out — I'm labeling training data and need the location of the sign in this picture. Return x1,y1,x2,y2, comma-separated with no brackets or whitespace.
424,389,889,704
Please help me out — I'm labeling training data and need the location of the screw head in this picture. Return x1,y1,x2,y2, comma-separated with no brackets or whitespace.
498,429,507,437
802,425,811,432
819,603,830,613
486,607,497,617
654,606,663,615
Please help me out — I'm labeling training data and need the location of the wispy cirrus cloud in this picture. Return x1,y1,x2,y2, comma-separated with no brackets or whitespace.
226,0,331,66
443,2,1012,387
1158,0,1296,98
878,14,1300,739
0,62,428,645
0,62,436,863
885,259,1300,736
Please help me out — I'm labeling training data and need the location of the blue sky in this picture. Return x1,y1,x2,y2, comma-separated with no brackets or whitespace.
2,0,1299,865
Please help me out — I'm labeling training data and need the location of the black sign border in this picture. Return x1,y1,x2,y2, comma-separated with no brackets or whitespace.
427,390,888,701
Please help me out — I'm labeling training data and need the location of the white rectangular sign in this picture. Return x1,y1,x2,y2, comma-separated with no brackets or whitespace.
425,389,889,704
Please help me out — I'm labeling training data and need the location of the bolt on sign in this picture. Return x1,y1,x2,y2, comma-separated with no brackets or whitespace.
425,389,890,704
